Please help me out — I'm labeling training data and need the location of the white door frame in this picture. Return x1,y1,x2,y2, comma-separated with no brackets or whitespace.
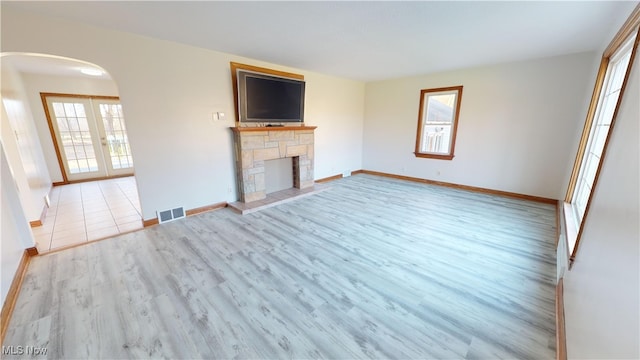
41,93,134,183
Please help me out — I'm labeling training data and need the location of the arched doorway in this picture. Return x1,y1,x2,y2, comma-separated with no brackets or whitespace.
0,53,142,252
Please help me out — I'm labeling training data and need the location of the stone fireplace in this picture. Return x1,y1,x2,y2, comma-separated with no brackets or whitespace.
231,126,317,204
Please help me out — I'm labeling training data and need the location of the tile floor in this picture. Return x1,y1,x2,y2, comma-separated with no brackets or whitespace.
32,176,143,253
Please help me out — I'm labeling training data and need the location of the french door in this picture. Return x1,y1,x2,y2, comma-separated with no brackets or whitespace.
43,94,134,182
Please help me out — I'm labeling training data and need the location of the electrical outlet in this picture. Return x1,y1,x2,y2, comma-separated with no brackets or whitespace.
212,112,226,122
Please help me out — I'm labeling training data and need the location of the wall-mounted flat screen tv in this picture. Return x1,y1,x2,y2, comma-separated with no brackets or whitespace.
237,70,305,123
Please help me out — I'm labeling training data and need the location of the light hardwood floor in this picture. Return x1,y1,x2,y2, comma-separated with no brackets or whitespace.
4,174,557,359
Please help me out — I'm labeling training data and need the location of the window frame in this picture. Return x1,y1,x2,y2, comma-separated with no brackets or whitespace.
563,15,640,265
414,85,463,160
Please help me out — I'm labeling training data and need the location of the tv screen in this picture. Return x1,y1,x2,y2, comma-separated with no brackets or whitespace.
237,70,305,123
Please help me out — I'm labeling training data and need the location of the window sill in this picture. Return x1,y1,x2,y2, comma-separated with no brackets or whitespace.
414,152,454,160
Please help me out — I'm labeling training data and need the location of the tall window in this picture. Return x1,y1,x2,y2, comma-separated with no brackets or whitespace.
414,86,463,160
565,28,638,261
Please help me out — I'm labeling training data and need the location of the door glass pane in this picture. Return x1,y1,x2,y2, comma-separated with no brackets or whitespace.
56,118,68,131
53,103,65,117
74,145,86,158
64,103,77,117
74,103,86,117
78,117,90,131
52,102,100,174
68,159,80,174
64,146,75,159
88,159,99,171
68,118,79,131
99,103,134,170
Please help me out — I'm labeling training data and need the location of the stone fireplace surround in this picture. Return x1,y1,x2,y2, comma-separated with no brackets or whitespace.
230,126,317,205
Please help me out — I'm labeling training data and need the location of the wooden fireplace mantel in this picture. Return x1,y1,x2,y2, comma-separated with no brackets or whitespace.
231,126,317,133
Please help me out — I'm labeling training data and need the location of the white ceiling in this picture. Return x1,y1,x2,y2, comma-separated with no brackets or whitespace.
1,53,112,80
3,1,638,81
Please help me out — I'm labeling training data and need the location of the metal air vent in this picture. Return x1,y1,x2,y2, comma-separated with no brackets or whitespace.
157,206,186,224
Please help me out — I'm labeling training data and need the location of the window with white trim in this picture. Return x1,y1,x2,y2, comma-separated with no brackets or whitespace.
565,29,638,261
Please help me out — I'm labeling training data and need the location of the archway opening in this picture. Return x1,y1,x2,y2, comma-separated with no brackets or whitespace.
1,52,142,252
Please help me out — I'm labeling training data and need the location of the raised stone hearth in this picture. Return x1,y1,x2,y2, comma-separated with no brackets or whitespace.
231,126,317,204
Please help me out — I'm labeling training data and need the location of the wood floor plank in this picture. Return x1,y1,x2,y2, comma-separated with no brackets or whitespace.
3,174,558,359
2,315,51,360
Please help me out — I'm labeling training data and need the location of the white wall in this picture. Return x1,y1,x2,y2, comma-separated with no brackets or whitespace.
20,72,119,183
305,71,365,178
563,52,639,359
1,145,36,305
0,61,52,221
363,52,597,200
1,7,365,221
